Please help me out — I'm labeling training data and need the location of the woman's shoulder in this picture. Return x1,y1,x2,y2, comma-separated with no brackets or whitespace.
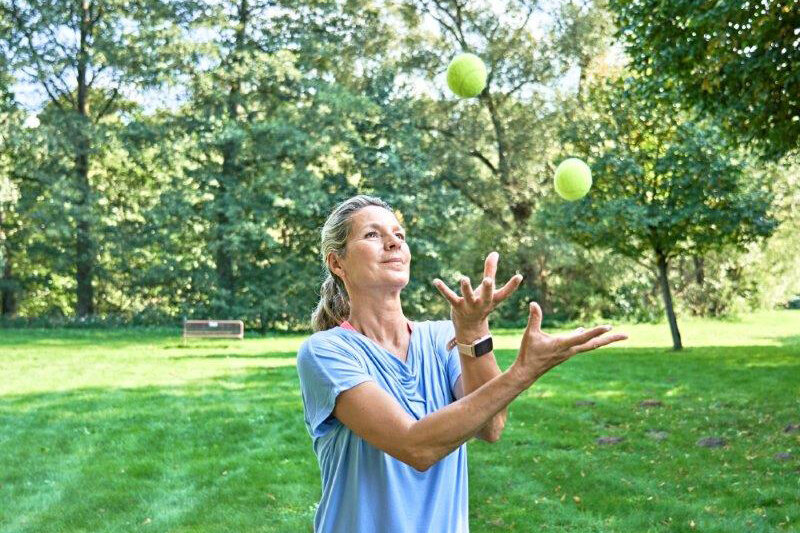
299,326,352,353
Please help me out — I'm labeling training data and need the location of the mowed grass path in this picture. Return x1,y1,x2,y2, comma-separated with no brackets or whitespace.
1,311,798,532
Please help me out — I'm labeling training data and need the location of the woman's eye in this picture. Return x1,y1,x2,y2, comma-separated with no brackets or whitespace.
364,230,405,239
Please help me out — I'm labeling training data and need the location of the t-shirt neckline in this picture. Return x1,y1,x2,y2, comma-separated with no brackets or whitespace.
339,319,416,366
340,320,413,333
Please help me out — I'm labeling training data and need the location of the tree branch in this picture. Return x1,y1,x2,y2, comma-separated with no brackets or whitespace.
487,3,534,87
87,63,110,89
94,87,119,120
417,123,498,174
440,170,510,230
480,91,512,189
8,0,76,109
426,0,468,49
468,149,497,174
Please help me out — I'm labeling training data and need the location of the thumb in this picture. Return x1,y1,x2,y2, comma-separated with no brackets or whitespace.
526,301,542,333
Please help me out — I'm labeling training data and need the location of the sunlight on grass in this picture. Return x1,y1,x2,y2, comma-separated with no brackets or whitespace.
1,310,798,531
2,310,798,397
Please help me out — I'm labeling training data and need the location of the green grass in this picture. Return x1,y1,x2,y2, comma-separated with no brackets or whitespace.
1,310,798,532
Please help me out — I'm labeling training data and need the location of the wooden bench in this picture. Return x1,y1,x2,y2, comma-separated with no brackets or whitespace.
182,320,244,342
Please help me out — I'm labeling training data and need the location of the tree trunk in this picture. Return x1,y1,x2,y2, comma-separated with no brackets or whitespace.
1,260,17,316
656,251,682,350
214,0,249,316
75,143,94,317
693,255,704,286
518,256,550,315
75,0,94,317
0,214,17,316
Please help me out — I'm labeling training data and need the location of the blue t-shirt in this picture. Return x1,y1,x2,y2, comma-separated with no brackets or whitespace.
296,320,468,533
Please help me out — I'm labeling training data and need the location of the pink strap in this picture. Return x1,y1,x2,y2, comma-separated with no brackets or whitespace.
339,320,358,331
341,320,413,333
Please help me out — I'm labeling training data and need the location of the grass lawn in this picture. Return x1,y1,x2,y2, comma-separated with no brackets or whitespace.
1,310,798,532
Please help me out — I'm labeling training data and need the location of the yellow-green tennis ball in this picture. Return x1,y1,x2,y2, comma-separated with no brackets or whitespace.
446,53,487,98
554,158,592,201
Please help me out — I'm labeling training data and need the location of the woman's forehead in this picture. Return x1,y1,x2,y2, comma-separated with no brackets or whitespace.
351,206,401,229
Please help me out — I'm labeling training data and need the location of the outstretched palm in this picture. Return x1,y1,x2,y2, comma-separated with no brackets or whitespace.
515,301,628,382
432,251,522,328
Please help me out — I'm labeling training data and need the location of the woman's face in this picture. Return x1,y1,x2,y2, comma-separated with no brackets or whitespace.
329,206,411,293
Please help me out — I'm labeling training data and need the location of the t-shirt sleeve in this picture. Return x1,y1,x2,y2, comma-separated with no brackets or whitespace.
296,336,374,439
438,320,463,399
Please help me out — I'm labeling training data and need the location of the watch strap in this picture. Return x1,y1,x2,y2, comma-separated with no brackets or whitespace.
446,334,493,357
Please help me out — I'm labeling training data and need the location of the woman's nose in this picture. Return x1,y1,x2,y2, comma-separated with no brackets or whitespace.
385,235,402,248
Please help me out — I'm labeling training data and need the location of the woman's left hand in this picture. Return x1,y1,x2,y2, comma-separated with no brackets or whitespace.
433,251,523,338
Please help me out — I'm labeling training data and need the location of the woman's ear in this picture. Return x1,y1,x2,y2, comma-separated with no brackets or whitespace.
327,252,345,280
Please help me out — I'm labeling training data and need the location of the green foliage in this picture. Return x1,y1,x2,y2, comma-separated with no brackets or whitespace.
1,0,201,315
394,0,621,322
544,77,778,263
675,158,800,317
541,75,779,347
0,0,796,329
609,0,800,159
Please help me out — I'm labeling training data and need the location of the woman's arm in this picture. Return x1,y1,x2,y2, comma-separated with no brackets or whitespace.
453,318,506,442
435,252,523,442
333,302,627,472
334,365,525,471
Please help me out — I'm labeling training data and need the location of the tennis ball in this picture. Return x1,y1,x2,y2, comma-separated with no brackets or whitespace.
446,53,487,98
554,158,592,201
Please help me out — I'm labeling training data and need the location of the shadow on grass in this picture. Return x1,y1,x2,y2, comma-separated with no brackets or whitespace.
0,328,181,347
166,351,299,361
1,338,798,532
776,334,800,347
0,366,316,532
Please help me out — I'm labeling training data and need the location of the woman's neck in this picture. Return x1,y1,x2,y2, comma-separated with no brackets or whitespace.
346,290,409,347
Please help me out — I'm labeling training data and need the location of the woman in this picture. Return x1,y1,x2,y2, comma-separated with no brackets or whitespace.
296,195,627,532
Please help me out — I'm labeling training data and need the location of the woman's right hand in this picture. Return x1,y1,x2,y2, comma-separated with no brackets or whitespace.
510,302,628,386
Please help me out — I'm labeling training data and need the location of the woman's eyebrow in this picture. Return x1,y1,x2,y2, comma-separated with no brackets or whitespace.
363,222,405,232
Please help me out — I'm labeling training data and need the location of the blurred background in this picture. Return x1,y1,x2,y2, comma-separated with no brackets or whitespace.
0,0,797,344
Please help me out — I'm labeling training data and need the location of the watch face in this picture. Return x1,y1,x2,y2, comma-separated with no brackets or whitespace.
474,336,493,357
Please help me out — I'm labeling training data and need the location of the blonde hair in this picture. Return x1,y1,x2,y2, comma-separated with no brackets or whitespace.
311,195,394,331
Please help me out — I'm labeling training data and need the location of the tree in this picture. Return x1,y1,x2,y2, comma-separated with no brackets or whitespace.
156,0,423,328
0,64,25,316
396,0,615,316
609,0,800,159
543,78,777,350
1,0,190,316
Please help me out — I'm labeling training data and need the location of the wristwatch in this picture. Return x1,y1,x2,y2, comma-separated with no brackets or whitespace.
446,334,494,358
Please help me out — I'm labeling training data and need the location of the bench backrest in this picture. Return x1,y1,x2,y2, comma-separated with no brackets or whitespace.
183,320,244,339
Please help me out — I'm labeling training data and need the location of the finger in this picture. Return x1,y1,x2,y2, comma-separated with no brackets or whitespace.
493,273,523,303
433,278,462,306
483,251,499,280
460,276,476,303
479,276,494,301
556,325,614,350
567,333,628,357
526,301,543,333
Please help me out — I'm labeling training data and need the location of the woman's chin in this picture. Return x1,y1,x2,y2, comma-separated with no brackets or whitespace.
382,274,410,290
